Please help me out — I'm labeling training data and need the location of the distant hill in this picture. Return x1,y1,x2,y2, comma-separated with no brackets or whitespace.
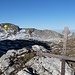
0,23,63,42
22,28,63,38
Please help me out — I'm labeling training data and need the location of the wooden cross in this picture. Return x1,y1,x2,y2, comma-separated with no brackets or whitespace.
61,27,70,75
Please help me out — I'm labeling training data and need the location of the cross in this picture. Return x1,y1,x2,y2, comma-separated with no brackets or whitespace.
61,27,70,75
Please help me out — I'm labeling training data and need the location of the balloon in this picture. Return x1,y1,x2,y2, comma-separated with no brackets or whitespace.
4,25,8,30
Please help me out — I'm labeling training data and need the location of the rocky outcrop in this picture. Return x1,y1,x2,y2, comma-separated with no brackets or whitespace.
0,39,73,75
0,49,72,75
0,43,50,75
0,49,27,75
25,56,72,75
0,23,20,34
0,40,51,56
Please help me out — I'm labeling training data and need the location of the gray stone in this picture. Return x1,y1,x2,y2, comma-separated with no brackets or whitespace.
32,45,47,52
17,68,31,75
25,56,72,75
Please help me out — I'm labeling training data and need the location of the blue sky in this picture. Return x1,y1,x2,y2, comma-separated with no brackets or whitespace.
0,0,75,30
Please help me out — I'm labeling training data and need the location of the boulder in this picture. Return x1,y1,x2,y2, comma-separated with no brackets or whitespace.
0,49,28,75
25,56,72,75
32,45,47,52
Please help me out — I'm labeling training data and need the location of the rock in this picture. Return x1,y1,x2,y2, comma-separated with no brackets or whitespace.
0,40,73,75
16,48,28,55
0,50,16,71
32,45,47,52
0,49,26,75
3,67,15,75
0,50,72,75
25,56,72,75
17,68,32,75
0,50,16,60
